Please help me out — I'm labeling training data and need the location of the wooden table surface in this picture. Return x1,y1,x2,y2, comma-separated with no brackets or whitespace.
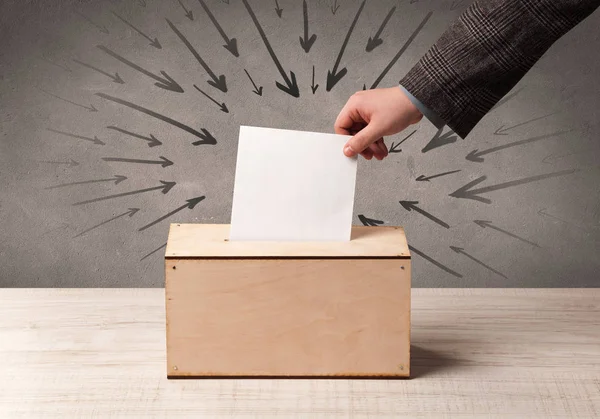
1,289,598,418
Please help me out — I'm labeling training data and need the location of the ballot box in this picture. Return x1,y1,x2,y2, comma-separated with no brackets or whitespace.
164,223,411,378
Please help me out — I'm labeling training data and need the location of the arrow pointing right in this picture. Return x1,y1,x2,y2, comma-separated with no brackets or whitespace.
193,85,229,113
450,246,507,279
74,208,139,238
138,196,205,231
46,175,127,190
106,126,162,147
47,128,105,145
101,156,173,167
73,181,175,206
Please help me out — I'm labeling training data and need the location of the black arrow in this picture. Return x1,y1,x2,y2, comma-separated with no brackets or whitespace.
46,175,127,190
106,126,162,147
408,245,463,278
111,11,161,49
538,208,589,231
166,19,227,93
141,243,167,261
39,159,80,168
422,127,458,153
97,45,183,93
543,148,593,164
416,170,461,182
242,0,299,97
72,58,124,84
101,156,173,167
311,65,319,94
47,128,105,145
139,196,205,231
494,112,556,135
299,0,317,53
490,87,523,112
449,169,579,204
96,93,217,145
474,220,540,248
466,130,572,163
244,69,263,96
275,0,283,18
38,87,97,112
358,215,384,227
193,85,229,113
40,57,72,73
73,181,176,206
196,0,238,57
450,246,507,279
177,0,194,20
389,130,416,153
400,200,450,229
326,0,365,91
366,6,395,52
75,11,109,34
371,11,432,89
74,208,139,238
331,0,340,15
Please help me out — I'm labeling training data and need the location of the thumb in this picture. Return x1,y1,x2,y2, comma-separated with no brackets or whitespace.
343,123,383,157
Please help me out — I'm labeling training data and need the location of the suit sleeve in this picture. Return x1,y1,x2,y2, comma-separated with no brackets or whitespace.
399,0,600,138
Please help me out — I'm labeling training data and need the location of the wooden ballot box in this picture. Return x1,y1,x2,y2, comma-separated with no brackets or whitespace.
164,224,411,378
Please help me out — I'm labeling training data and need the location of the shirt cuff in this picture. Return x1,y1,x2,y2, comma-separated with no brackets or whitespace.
399,84,446,130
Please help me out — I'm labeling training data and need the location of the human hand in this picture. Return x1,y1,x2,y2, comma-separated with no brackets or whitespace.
334,87,423,160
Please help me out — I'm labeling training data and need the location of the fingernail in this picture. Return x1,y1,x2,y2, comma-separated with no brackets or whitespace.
344,145,354,156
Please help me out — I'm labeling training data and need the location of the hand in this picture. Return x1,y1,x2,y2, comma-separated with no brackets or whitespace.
334,87,423,160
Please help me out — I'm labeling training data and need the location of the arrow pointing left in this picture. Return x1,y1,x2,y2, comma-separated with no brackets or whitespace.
139,196,205,231
358,215,384,227
74,208,139,238
400,200,450,229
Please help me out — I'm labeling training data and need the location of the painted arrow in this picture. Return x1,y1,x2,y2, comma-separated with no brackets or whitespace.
39,159,80,168
389,130,416,153
543,148,593,164
299,0,317,53
370,11,432,89
244,69,263,96
38,87,97,112
111,11,161,49
331,0,340,15
141,243,167,261
474,220,540,248
46,175,127,190
311,65,319,94
47,128,105,145
97,45,183,93
416,169,461,182
73,180,176,206
422,127,458,153
101,156,173,167
366,6,395,52
75,11,109,34
96,93,217,145
494,112,557,135
467,130,572,162
193,85,229,113
106,126,162,147
274,0,283,18
40,57,72,73
242,0,299,97
177,0,194,20
196,0,238,57
139,196,205,231
74,208,139,238
450,246,507,279
358,215,384,227
409,245,463,278
490,87,523,112
166,19,227,93
326,0,366,91
72,58,124,83
400,200,450,229
449,169,579,204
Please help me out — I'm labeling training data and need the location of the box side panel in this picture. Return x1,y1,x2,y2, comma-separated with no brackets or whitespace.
165,224,409,259
165,258,410,377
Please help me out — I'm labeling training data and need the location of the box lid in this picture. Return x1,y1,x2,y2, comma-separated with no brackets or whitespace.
165,224,409,258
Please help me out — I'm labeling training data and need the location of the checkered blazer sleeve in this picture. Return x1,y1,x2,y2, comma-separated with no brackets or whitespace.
399,0,600,138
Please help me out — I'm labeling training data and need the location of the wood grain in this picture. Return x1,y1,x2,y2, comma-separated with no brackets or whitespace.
165,224,410,258
1,289,599,417
166,258,411,377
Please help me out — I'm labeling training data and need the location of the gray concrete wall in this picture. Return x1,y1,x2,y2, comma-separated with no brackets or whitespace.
1,0,598,287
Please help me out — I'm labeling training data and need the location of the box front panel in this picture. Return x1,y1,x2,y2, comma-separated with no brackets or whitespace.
166,258,410,377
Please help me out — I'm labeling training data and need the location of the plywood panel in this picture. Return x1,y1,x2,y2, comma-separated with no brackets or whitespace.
165,224,410,258
166,258,411,377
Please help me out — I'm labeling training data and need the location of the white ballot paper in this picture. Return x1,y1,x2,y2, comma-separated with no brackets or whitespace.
230,125,358,241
